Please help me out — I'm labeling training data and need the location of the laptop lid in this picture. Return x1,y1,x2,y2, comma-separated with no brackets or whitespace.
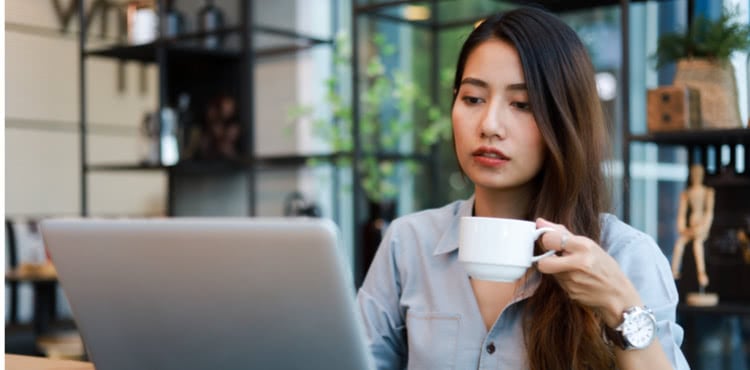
40,218,374,370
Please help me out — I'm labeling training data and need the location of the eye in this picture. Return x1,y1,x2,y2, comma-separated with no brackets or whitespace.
511,101,531,111
461,96,484,105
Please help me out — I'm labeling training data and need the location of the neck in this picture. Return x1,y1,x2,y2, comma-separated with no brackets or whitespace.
473,185,533,219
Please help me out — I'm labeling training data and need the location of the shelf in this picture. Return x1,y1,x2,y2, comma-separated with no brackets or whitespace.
678,302,750,316
255,151,433,168
85,156,335,172
254,153,343,169
86,42,241,63
253,25,332,56
85,151,434,173
86,163,169,171
629,128,750,147
77,1,340,219
5,265,58,283
86,160,249,174
84,25,332,63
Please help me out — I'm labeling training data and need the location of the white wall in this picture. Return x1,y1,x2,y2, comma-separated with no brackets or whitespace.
6,0,164,217
5,0,337,322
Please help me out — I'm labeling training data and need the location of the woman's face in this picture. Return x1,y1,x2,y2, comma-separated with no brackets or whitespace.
452,38,545,195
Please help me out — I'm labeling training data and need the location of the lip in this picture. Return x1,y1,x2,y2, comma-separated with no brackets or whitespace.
471,146,510,167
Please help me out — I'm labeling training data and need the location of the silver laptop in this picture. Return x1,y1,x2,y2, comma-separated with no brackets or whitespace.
40,218,374,370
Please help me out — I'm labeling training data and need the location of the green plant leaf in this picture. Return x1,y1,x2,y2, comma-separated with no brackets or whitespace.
381,135,397,149
285,30,456,202
440,68,455,88
654,6,750,66
404,160,420,174
380,161,395,176
366,58,385,78
382,44,396,56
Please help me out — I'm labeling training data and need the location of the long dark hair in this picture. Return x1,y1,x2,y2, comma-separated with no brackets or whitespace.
452,7,614,370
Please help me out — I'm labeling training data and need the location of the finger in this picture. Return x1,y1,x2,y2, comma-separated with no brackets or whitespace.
554,271,575,285
537,253,581,274
539,238,605,275
536,217,567,232
539,229,573,254
536,218,570,251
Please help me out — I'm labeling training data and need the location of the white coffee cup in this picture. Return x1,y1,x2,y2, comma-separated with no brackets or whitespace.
458,216,556,282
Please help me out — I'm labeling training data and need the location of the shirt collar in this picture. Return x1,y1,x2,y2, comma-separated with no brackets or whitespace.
514,269,543,302
432,194,475,256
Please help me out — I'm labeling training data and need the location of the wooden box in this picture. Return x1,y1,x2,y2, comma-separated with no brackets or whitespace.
647,86,701,132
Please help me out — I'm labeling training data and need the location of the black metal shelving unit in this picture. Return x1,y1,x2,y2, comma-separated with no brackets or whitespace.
629,128,750,147
628,129,750,187
78,0,335,217
623,7,750,362
628,129,750,189
629,128,750,366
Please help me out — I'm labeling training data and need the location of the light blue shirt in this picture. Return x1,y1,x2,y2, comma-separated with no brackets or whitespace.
357,196,690,370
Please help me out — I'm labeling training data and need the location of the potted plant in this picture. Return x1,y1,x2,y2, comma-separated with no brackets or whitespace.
654,7,750,129
288,32,453,204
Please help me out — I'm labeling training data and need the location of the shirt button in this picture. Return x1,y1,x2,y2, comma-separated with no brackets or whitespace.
486,342,496,354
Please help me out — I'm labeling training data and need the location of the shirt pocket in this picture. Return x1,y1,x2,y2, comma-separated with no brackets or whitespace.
406,311,461,370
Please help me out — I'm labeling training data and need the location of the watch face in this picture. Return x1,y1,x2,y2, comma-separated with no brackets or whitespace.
621,309,656,349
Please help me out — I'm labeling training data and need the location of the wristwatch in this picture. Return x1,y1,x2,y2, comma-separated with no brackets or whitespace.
603,306,657,350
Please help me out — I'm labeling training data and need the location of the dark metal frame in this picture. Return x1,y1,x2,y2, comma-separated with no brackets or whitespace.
620,0,631,222
79,0,88,216
241,0,256,216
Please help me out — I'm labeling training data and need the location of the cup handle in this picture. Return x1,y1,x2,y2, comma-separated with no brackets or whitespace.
530,227,557,263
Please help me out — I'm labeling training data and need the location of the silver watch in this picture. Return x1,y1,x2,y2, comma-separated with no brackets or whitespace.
604,306,657,350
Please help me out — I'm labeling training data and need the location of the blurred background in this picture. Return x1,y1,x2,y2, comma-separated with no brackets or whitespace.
5,0,749,368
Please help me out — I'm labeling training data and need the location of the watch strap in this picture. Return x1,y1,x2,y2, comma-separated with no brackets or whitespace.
602,306,655,350
602,324,628,349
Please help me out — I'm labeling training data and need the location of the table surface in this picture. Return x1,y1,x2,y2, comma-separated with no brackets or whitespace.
678,302,750,315
5,264,58,282
5,354,94,370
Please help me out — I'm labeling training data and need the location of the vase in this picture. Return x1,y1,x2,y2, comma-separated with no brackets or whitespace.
673,58,742,129
361,200,396,278
163,0,185,38
197,0,225,48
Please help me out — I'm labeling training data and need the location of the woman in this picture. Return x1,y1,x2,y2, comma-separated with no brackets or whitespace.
357,7,689,370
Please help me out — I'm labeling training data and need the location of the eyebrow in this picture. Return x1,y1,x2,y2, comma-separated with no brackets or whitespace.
506,83,527,91
459,77,527,91
460,77,489,89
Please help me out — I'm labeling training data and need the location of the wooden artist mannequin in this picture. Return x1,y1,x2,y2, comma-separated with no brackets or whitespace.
671,163,718,305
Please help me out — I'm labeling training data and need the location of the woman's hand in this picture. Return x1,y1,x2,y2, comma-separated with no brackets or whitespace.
535,218,643,328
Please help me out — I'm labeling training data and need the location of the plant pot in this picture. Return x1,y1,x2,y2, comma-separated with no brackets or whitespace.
673,58,742,129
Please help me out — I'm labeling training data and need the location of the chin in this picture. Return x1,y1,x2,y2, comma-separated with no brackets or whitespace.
468,171,536,193
471,177,528,192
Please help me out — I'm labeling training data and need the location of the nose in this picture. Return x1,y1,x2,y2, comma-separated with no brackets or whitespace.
479,101,506,140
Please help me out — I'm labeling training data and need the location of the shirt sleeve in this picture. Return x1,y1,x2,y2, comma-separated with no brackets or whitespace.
610,226,690,370
356,222,407,370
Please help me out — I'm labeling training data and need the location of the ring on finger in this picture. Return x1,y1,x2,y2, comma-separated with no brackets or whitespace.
560,233,570,250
